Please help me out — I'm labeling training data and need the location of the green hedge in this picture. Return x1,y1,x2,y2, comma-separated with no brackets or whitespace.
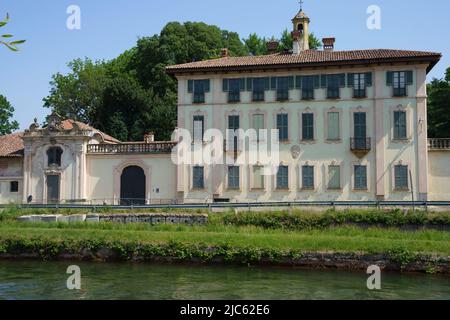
219,209,450,230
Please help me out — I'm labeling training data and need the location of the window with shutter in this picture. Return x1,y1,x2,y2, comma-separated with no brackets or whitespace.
228,166,240,189
302,166,315,190
352,73,367,98
277,166,289,190
276,77,290,101
301,76,314,100
228,79,241,103
193,166,205,189
328,165,341,190
253,166,265,189
394,111,407,140
354,165,368,190
193,79,209,103
302,113,314,141
252,114,265,141
326,75,341,99
252,78,266,101
277,114,289,141
395,165,409,190
327,112,340,141
193,116,204,142
389,71,407,97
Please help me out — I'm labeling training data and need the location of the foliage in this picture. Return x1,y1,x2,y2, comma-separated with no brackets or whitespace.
428,67,450,138
0,94,20,135
0,13,25,51
219,209,450,230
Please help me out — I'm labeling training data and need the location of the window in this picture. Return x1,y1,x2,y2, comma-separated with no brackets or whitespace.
47,147,63,167
395,165,409,190
252,114,265,141
323,74,344,99
272,76,294,101
277,166,289,190
10,181,19,193
227,115,240,152
394,111,407,140
277,114,289,142
301,76,315,100
353,73,366,98
302,166,315,190
302,113,314,141
188,79,210,104
228,166,240,189
252,166,265,189
193,115,204,142
228,79,241,103
354,165,368,190
328,165,341,190
251,78,269,102
327,112,340,141
387,71,412,97
193,166,204,189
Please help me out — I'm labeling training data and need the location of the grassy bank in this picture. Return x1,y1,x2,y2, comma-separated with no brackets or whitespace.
1,207,449,273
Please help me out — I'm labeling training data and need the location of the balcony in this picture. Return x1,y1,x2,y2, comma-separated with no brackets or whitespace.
428,138,450,150
87,142,177,154
350,138,371,158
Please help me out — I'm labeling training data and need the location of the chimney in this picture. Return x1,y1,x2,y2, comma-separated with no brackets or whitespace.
267,41,279,54
322,37,335,51
144,132,155,143
221,48,229,58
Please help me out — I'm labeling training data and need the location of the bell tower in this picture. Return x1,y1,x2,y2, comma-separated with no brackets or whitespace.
291,1,310,54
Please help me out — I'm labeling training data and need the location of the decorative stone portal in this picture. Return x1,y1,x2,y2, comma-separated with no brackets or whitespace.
120,166,146,205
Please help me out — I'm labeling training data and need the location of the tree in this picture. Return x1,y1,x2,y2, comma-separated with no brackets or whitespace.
0,13,25,51
427,67,450,138
244,33,268,56
0,94,20,135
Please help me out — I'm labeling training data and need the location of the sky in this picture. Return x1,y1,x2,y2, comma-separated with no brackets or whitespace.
0,0,449,131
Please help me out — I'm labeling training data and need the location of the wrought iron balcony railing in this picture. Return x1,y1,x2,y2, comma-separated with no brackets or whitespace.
350,138,372,151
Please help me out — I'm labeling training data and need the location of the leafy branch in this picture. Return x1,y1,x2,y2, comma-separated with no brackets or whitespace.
0,13,25,51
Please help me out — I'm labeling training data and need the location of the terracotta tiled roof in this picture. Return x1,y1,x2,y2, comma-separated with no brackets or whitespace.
166,49,441,74
0,132,24,158
61,119,120,143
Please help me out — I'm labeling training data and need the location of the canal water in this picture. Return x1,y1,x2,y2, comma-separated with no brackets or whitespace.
0,260,449,300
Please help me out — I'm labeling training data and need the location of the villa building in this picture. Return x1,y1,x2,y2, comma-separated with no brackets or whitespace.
0,9,449,205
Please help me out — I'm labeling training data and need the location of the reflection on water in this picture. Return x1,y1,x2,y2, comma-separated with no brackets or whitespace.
0,260,449,300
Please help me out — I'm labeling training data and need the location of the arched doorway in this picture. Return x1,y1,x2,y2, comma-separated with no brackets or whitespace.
120,166,146,205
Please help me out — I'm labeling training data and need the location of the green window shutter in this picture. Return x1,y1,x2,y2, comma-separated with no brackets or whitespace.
365,72,373,87
387,72,393,86
288,76,294,89
321,74,328,88
264,77,270,90
246,78,253,91
223,79,229,92
204,79,210,92
271,77,277,90
188,80,193,93
406,71,414,85
339,74,346,87
239,78,246,91
347,73,354,87
296,76,302,89
313,75,321,88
